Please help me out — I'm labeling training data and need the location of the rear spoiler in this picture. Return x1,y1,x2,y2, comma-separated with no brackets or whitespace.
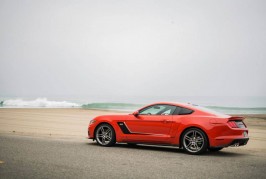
228,116,245,121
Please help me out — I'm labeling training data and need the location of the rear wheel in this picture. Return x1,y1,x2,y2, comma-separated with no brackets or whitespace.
182,128,208,155
208,147,223,152
95,124,116,147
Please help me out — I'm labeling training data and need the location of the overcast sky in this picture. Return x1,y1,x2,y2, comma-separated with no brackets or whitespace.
0,0,265,100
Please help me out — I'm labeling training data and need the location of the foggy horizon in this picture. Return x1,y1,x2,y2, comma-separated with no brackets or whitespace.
1,0,266,100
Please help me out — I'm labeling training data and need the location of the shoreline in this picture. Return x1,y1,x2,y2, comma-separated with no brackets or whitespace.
1,107,266,116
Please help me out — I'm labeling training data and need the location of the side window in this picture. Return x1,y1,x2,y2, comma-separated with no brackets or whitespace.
139,105,177,115
173,107,194,115
160,105,177,115
139,105,165,115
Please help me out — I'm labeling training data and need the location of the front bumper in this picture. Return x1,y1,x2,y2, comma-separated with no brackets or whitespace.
88,124,96,139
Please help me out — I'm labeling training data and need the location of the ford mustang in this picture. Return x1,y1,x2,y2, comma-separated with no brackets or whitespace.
88,102,249,154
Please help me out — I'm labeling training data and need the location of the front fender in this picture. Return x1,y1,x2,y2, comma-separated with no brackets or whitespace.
89,115,127,142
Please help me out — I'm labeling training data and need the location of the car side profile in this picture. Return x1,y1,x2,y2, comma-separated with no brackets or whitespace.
88,102,249,154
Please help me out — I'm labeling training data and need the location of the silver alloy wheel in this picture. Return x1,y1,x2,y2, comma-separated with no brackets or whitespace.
183,130,204,153
96,125,112,145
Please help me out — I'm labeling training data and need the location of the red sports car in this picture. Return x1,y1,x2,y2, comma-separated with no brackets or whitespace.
88,102,249,154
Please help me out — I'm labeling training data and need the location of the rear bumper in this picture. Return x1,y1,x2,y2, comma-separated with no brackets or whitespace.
229,138,249,147
209,125,249,148
211,137,249,148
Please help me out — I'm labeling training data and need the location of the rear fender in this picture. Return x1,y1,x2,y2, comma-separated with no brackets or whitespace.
171,123,209,146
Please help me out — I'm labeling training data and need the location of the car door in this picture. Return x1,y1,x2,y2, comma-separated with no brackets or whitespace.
124,104,177,143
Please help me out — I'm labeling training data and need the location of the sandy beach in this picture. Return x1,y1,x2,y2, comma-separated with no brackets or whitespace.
0,108,265,152
1,108,266,178
0,108,122,139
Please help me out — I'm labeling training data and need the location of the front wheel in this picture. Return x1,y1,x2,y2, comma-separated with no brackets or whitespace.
182,128,208,155
95,124,116,147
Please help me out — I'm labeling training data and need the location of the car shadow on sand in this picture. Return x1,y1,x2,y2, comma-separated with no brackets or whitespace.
87,142,248,157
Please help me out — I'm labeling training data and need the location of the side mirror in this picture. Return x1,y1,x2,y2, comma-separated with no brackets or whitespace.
132,111,139,116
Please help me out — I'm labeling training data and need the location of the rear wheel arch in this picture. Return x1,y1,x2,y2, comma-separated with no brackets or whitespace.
179,126,210,148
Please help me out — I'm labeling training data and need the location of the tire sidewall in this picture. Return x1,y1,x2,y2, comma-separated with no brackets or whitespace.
95,123,116,147
181,128,208,155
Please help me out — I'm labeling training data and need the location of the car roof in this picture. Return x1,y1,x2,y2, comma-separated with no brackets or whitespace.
146,102,228,117
149,102,195,109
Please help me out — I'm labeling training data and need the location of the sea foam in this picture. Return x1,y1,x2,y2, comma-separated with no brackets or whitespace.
1,98,80,108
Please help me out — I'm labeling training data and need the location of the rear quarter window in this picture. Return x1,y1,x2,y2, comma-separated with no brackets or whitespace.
174,107,194,115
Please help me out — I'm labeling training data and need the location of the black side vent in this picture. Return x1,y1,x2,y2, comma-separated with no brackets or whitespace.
117,122,131,134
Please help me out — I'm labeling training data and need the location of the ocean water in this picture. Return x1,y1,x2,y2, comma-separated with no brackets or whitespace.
0,96,266,114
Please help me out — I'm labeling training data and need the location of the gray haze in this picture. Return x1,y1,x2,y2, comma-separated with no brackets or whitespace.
0,0,266,101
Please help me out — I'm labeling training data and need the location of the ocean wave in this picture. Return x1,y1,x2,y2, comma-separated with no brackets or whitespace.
0,98,80,108
0,99,265,114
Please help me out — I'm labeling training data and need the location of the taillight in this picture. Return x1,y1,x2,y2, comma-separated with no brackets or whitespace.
228,121,238,128
228,120,246,128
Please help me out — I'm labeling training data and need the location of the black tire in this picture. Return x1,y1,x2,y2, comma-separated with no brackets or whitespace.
95,123,116,147
208,147,223,152
181,128,208,155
